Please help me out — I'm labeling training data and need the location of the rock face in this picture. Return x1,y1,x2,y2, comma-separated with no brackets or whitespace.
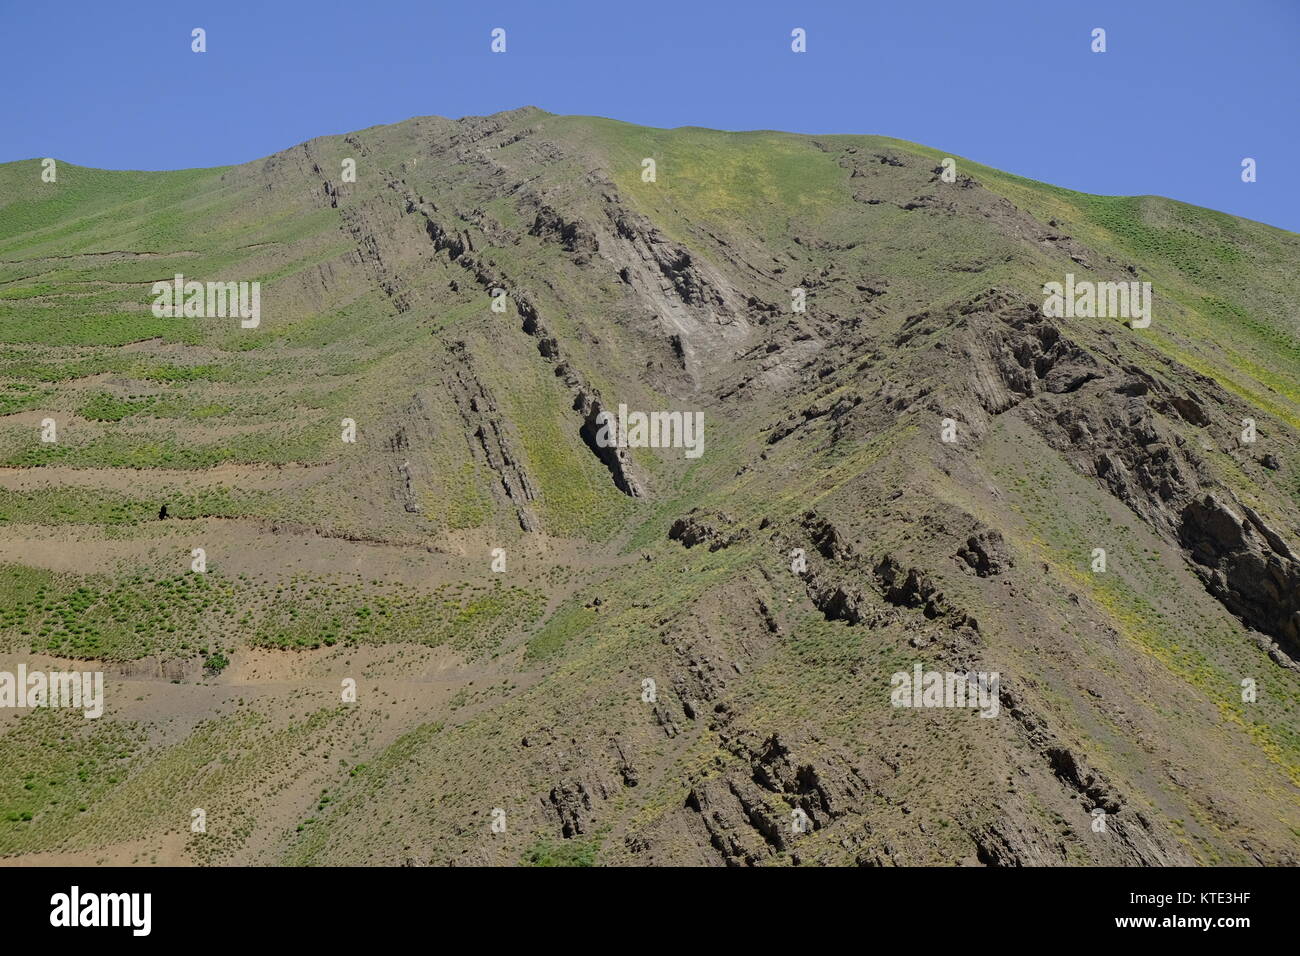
444,342,540,531
936,291,1300,665
1180,495,1300,659
596,200,750,379
956,530,1012,577
679,733,875,866
668,509,749,551
956,304,1102,415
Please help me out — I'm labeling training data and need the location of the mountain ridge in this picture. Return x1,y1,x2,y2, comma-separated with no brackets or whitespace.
10,105,1297,243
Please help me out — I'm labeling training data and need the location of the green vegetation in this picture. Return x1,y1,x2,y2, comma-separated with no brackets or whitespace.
523,837,601,866
0,562,548,660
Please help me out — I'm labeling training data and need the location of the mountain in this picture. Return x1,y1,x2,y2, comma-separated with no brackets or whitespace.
0,106,1297,866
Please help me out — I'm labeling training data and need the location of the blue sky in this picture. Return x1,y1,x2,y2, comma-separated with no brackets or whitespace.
3,0,1297,230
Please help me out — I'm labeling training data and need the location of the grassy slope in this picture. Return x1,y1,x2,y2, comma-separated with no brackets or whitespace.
0,112,1297,864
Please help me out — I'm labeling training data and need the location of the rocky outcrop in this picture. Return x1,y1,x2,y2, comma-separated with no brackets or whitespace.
386,177,647,498
573,388,645,498
543,779,602,838
444,342,540,532
1046,746,1123,814
767,390,863,445
956,529,1012,576
801,511,855,560
384,393,436,514
1180,494,1300,660
668,509,749,551
527,203,599,264
593,196,751,378
873,555,977,629
955,295,1103,415
682,733,874,866
929,290,1300,665
988,682,1196,866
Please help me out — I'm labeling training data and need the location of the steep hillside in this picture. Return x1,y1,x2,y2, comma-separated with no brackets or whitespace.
0,107,1297,865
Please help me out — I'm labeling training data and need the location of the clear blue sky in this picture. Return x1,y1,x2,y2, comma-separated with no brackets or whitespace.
3,0,1297,230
